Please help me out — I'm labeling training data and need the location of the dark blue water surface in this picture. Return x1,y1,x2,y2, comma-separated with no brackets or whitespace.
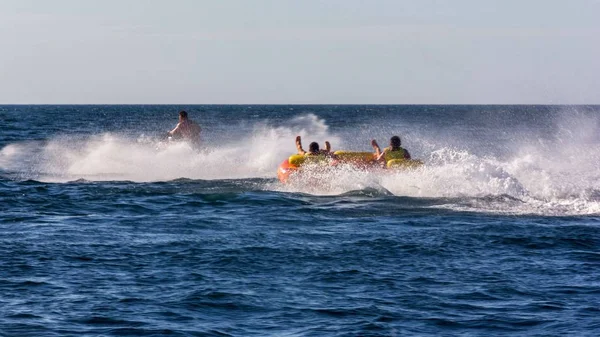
1,105,599,336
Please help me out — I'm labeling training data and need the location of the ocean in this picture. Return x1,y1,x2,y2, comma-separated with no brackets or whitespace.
0,105,599,336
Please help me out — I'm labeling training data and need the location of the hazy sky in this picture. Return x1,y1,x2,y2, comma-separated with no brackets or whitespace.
1,0,598,104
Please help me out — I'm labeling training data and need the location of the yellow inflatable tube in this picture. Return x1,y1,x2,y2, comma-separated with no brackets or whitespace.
288,154,307,166
333,151,376,163
288,151,423,169
289,151,375,167
288,154,330,166
386,159,424,169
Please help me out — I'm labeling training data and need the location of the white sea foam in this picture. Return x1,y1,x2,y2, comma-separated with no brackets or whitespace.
276,112,600,215
0,113,340,182
1,112,599,215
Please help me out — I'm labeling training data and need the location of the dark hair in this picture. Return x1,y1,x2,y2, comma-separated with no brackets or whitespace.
390,136,401,148
179,110,188,119
309,142,320,153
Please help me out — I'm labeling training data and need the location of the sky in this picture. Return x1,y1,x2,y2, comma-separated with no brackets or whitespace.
0,0,599,104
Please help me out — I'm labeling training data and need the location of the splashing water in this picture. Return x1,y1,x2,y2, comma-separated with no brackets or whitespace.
1,108,599,215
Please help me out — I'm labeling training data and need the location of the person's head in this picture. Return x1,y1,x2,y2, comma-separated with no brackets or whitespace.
390,136,401,149
179,110,188,121
309,142,320,153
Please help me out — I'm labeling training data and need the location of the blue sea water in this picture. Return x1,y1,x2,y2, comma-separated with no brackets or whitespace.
0,105,599,336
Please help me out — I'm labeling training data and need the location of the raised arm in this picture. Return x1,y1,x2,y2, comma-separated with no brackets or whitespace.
296,136,306,155
169,122,182,136
371,139,384,160
324,141,331,152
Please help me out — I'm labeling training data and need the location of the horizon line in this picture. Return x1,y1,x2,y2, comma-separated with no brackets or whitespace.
1,103,599,106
